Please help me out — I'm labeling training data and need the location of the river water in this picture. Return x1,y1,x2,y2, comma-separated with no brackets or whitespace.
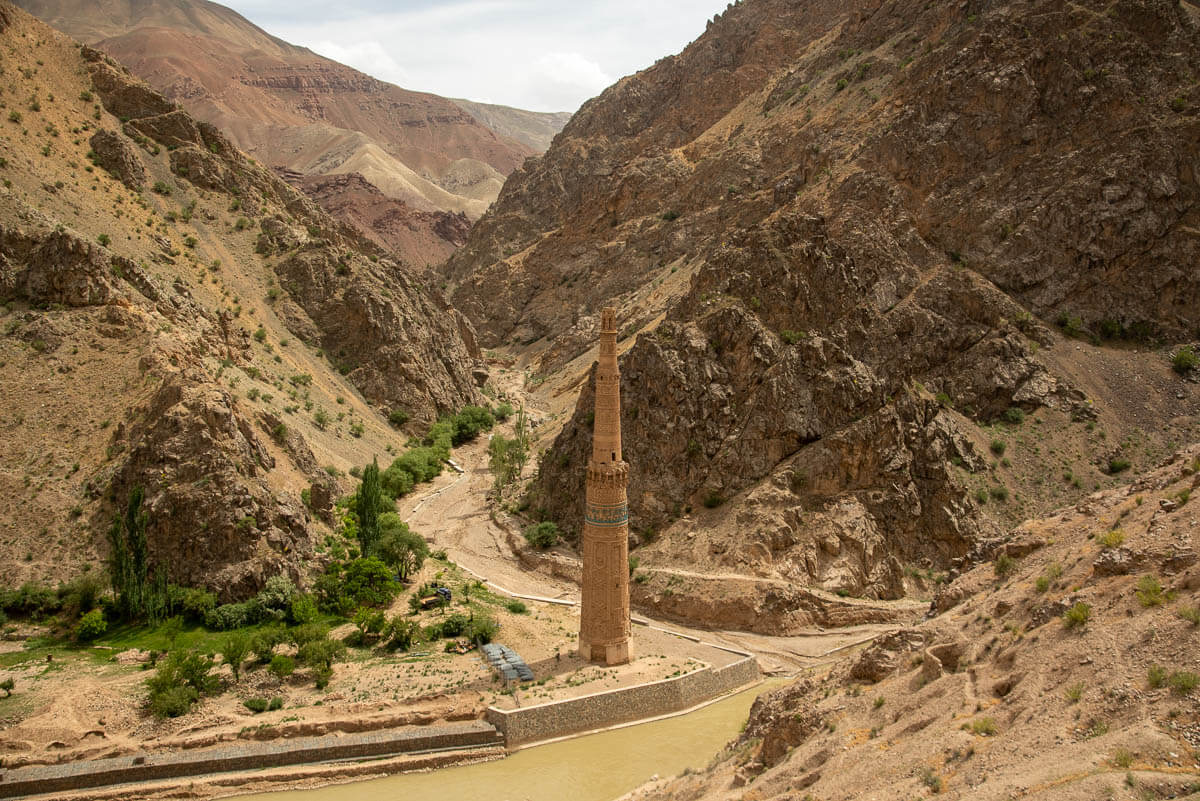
229,681,776,801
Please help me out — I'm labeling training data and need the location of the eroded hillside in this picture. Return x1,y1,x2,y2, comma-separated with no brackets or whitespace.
0,2,482,595
629,447,1200,801
445,0,1200,626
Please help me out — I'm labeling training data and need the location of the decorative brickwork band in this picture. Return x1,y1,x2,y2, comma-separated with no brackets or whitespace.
579,306,632,665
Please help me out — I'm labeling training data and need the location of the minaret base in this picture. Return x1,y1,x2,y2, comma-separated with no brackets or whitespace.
579,638,631,666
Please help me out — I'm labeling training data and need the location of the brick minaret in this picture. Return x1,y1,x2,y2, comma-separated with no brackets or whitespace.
579,307,632,665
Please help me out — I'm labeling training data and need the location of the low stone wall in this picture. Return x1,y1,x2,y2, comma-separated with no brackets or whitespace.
486,654,760,747
0,721,500,799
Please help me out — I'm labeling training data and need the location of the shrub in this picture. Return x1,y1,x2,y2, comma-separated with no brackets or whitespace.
145,650,217,718
994,553,1016,577
1112,748,1134,769
76,608,107,641
969,717,997,736
1173,346,1198,374
1107,458,1131,474
1002,407,1025,425
151,180,171,195
384,616,418,651
244,697,269,713
269,654,295,680
1065,682,1085,703
989,486,1009,502
375,515,428,580
523,521,559,549
440,613,469,638
205,602,251,630
465,614,499,644
660,210,680,221
493,402,514,421
450,405,495,445
990,439,1006,455
0,678,13,697
702,492,725,508
1178,606,1200,626
506,600,528,614
97,233,110,246
256,576,298,619
269,696,284,711
149,684,198,718
780,330,803,345
1063,602,1091,629
1148,664,1168,689
920,767,942,793
1135,575,1167,607
313,558,399,615
1168,671,1198,695
387,408,409,428
289,593,319,625
166,585,216,623
1098,529,1125,549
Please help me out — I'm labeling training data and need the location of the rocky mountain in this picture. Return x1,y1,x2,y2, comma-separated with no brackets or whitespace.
450,99,574,153
446,0,1200,615
0,2,482,596
13,0,571,266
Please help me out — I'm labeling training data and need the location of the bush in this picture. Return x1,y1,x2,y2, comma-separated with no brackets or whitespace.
205,602,251,630
269,654,296,679
702,492,725,508
149,684,198,718
493,402,514,421
288,593,319,625
523,521,559,549
1063,602,1091,629
1178,606,1200,626
1002,407,1025,425
151,180,171,195
387,408,409,428
251,626,285,663
244,697,269,713
1168,671,1198,695
97,233,111,247
506,600,528,614
375,515,428,580
1148,664,1168,689
440,613,469,638
76,608,107,641
145,650,217,718
450,406,495,445
269,696,284,711
465,614,499,644
1135,575,1167,607
1172,346,1197,375
168,585,217,624
990,439,1006,456
969,717,997,736
994,553,1016,577
384,616,418,651
1098,529,1125,549
1034,575,1050,593
1107,458,1131,474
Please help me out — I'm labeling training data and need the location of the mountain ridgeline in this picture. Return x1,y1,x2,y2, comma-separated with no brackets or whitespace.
448,0,1200,614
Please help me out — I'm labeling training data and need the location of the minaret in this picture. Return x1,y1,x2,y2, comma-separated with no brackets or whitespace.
579,307,632,665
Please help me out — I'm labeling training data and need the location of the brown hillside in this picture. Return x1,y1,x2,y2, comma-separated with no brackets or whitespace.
631,446,1200,801
0,2,481,595
445,0,1200,632
11,0,568,265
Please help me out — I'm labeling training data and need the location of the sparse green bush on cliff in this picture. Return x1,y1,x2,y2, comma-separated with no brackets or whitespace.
523,521,559,549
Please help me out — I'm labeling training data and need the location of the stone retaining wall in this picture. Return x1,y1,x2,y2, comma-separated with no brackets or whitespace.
486,654,760,747
0,721,500,799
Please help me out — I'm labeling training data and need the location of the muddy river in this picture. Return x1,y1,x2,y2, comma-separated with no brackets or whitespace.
229,680,777,801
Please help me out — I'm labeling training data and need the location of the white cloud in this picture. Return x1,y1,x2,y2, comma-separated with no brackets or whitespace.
307,40,412,87
223,0,732,112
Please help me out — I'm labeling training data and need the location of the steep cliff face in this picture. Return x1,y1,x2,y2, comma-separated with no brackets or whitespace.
451,0,1199,606
0,5,480,593
449,0,1198,354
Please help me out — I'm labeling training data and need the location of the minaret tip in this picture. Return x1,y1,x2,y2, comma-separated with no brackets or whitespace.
601,307,616,333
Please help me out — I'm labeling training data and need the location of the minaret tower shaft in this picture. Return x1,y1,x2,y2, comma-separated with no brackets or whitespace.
578,307,632,665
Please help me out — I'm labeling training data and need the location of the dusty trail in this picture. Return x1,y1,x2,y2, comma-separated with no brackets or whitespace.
398,425,921,673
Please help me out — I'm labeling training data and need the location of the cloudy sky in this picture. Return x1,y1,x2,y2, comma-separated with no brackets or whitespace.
220,0,731,113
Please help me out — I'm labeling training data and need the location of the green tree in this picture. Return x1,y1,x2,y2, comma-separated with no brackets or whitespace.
375,514,429,580
357,458,383,557
222,632,252,682
108,487,157,619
